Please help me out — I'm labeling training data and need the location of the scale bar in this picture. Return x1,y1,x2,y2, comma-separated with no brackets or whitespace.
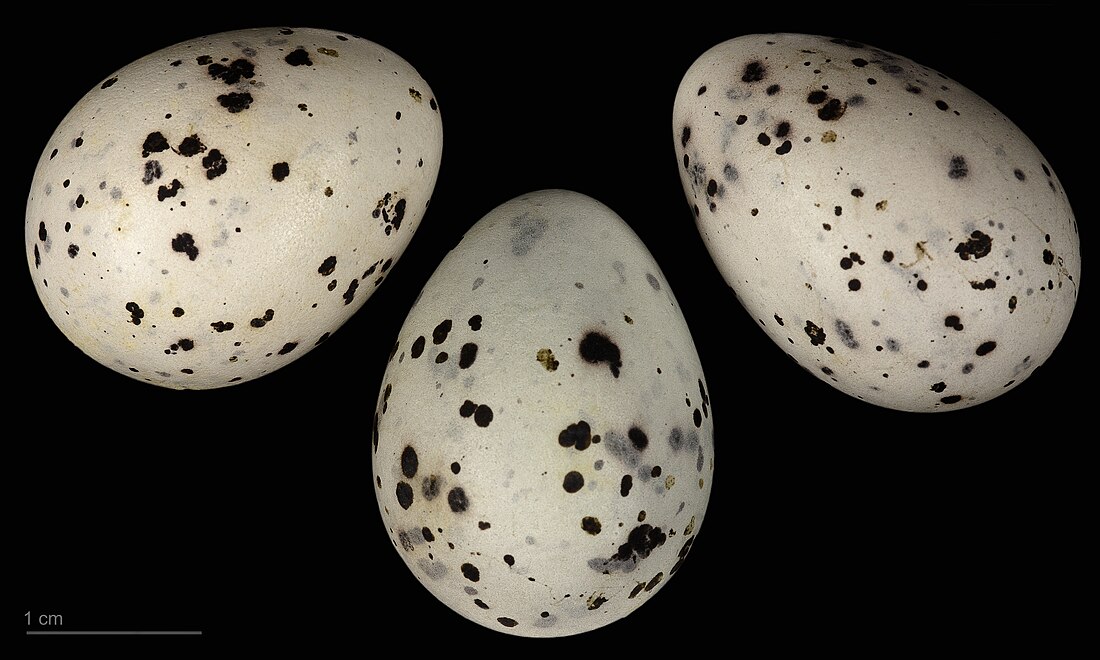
28,631,202,636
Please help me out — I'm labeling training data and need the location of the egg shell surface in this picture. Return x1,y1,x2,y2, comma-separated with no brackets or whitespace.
372,189,714,637
25,26,442,389
674,33,1080,412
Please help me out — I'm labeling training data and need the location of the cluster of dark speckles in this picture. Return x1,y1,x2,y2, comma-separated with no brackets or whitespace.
807,89,847,121
955,231,992,260
125,302,145,325
201,149,228,179
158,179,183,202
142,131,170,157
171,233,198,260
372,192,407,235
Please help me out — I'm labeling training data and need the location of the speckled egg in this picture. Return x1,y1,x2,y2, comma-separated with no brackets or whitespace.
372,190,713,636
25,27,442,388
674,33,1079,412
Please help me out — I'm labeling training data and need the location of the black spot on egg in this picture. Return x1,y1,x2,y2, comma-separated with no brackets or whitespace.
217,92,253,113
171,233,198,260
342,279,359,305
142,131,170,157
559,421,592,450
396,482,414,510
401,446,419,478
804,320,826,346
817,98,846,120
201,149,228,179
157,179,183,201
579,331,622,377
461,563,480,582
207,58,254,85
177,134,206,156
473,405,493,427
447,487,468,513
422,475,439,501
833,320,858,348
581,516,602,535
955,231,992,261
285,48,313,66
563,471,584,493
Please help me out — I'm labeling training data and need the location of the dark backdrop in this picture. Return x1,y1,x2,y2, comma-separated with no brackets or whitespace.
14,7,1088,652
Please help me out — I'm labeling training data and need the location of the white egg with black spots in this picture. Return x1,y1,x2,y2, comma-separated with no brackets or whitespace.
372,190,713,637
674,33,1079,412
25,27,442,388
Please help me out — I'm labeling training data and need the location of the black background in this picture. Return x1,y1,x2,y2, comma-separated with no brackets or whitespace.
15,7,1089,653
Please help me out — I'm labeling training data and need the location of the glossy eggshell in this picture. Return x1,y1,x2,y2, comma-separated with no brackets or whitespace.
25,26,442,389
372,190,713,637
674,33,1079,412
